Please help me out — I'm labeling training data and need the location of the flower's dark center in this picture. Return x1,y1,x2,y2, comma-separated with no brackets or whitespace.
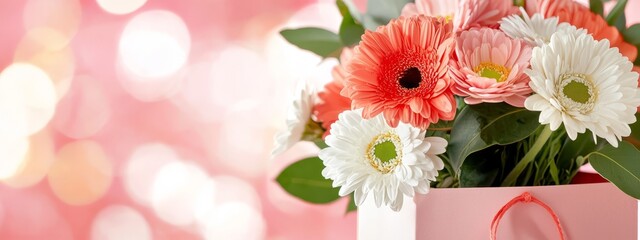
378,49,437,98
399,67,422,89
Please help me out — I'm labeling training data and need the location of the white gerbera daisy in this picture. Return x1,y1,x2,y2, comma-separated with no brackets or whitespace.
500,8,582,46
319,109,446,211
272,84,317,157
524,30,640,147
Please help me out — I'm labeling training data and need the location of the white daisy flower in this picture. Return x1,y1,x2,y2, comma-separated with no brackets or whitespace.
524,30,640,147
272,84,317,157
319,109,446,211
500,8,583,46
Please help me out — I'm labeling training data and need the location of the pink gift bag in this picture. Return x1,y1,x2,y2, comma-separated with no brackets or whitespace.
358,182,638,239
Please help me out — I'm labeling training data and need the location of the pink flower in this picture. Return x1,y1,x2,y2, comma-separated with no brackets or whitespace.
401,0,459,21
454,0,518,31
449,28,533,107
342,16,456,129
534,0,637,61
313,49,353,137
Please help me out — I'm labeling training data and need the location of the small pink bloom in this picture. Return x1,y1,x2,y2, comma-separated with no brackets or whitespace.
313,49,353,137
449,28,533,107
454,0,518,31
534,0,637,61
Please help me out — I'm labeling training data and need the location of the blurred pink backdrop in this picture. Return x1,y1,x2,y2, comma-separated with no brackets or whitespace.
0,0,637,239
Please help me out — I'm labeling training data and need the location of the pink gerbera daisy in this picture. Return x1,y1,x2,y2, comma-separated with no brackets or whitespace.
401,0,459,21
341,16,456,129
314,49,353,137
454,0,518,31
449,28,532,107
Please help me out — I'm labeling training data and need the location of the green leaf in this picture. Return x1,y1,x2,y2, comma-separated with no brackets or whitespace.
280,28,343,58
588,141,640,199
605,0,627,26
557,130,599,171
576,155,587,168
362,0,412,30
623,24,640,45
338,0,365,46
346,193,357,213
447,103,540,175
336,0,362,22
548,156,560,185
339,20,365,46
459,147,501,187
589,0,604,16
614,12,626,33
276,157,341,203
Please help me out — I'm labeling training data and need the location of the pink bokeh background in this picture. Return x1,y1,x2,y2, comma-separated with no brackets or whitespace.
0,0,637,239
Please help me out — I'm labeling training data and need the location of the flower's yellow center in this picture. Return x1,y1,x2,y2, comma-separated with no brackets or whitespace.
563,81,590,103
474,62,510,82
440,14,453,23
558,73,597,114
374,141,397,162
513,0,526,7
366,131,402,174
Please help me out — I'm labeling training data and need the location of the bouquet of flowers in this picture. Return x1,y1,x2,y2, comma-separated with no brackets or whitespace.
273,0,640,212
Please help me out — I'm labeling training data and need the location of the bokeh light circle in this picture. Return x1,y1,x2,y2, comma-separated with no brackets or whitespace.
1,129,55,188
119,10,190,79
23,0,81,45
14,28,76,100
97,0,147,15
0,137,30,180
125,143,180,205
193,179,218,226
0,63,57,139
116,63,186,102
48,140,113,205
211,176,262,212
91,205,151,240
209,46,270,108
151,161,209,226
54,75,111,139
16,27,69,52
202,202,266,240
214,104,269,178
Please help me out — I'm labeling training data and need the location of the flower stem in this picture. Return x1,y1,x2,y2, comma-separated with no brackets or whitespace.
501,125,554,187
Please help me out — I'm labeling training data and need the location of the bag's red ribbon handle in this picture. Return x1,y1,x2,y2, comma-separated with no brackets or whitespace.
490,192,565,240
